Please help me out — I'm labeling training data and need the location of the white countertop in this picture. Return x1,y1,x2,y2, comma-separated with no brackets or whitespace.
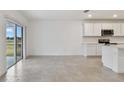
112,45,124,49
102,44,124,73
82,42,124,44
102,45,124,49
82,42,98,44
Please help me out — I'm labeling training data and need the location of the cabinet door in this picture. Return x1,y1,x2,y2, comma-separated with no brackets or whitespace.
112,23,121,36
82,44,87,56
102,23,113,29
93,23,101,36
84,23,93,36
121,23,124,36
87,44,97,56
97,45,102,56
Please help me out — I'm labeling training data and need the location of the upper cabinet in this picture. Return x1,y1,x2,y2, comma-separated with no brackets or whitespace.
84,23,94,36
93,23,102,36
83,23,124,37
121,23,124,36
102,23,112,29
84,23,101,36
112,23,121,36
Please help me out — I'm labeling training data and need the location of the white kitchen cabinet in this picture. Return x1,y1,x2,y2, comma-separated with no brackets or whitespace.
102,46,124,73
82,44,102,56
102,46,114,69
84,23,101,36
102,23,113,29
86,44,97,56
84,23,93,36
121,24,124,36
93,23,102,36
82,44,97,56
112,23,121,36
97,45,102,56
83,23,124,37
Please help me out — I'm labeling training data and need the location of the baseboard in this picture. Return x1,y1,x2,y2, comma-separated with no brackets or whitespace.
28,49,83,56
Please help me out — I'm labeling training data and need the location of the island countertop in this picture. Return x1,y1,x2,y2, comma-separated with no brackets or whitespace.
102,45,124,73
102,45,124,49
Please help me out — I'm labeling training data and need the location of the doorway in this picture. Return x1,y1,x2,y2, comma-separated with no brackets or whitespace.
6,22,23,68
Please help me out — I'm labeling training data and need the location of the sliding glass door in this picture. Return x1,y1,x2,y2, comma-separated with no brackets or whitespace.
6,22,23,68
16,25,23,62
6,22,16,68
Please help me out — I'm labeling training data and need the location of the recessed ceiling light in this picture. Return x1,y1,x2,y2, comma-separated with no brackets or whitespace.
88,14,92,18
113,14,118,18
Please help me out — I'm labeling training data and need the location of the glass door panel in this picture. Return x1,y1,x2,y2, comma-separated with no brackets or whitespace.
6,22,16,68
6,22,23,69
16,25,23,61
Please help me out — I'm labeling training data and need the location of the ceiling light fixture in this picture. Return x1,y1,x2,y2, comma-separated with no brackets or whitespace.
113,14,118,18
88,14,92,18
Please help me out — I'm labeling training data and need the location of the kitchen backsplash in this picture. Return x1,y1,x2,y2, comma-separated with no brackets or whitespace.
82,36,124,43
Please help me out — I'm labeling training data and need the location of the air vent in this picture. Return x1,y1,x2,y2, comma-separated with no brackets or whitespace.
83,10,90,13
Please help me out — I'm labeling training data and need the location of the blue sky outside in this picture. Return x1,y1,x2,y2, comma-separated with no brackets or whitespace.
6,26,22,38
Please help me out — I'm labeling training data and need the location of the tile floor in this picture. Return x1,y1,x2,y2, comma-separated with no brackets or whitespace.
1,56,124,82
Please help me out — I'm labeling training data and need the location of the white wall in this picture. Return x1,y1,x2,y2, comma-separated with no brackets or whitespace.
28,20,83,55
0,14,6,76
0,10,28,77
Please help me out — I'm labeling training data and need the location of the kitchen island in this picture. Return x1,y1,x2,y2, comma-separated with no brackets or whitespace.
102,45,124,73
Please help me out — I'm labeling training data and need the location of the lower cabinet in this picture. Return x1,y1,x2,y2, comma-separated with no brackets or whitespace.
97,45,102,56
82,44,102,56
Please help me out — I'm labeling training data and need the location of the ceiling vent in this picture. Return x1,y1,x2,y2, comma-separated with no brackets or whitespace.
83,10,90,13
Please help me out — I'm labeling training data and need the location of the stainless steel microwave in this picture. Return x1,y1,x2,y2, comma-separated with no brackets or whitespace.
101,29,114,36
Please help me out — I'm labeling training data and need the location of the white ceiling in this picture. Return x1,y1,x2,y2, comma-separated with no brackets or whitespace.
20,10,124,20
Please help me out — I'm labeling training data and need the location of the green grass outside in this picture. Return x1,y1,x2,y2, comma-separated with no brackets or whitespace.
7,44,14,56
7,40,22,56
